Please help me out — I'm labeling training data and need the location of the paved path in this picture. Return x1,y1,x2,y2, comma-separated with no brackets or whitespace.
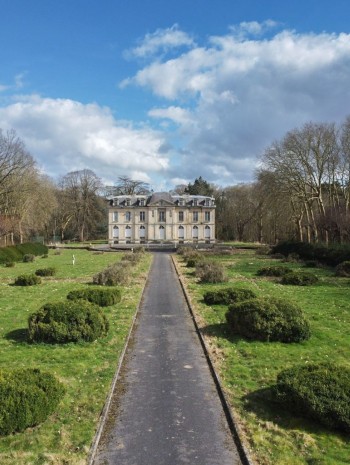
93,252,242,465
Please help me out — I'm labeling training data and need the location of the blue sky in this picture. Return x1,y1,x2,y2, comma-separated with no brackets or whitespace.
1,0,350,190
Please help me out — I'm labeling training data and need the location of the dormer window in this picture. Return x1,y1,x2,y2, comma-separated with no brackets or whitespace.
193,199,198,206
179,199,184,206
126,199,130,206
140,198,145,206
205,199,210,207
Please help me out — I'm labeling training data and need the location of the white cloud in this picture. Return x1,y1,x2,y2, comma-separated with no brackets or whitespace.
148,106,193,125
0,95,170,183
124,25,350,184
127,24,195,58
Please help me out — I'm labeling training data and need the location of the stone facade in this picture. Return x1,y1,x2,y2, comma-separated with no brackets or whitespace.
107,192,216,244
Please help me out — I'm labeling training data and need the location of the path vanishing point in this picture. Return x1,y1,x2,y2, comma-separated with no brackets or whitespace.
92,252,243,465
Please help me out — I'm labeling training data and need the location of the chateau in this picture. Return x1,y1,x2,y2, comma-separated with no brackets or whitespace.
107,192,216,244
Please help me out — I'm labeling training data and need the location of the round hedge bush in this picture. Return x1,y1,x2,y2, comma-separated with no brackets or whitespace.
14,274,41,286
67,287,122,307
195,261,227,283
281,271,319,286
275,363,350,433
93,262,130,286
203,288,257,306
226,297,311,342
0,368,65,435
22,254,35,263
28,300,109,343
335,261,350,277
257,266,292,277
35,267,56,277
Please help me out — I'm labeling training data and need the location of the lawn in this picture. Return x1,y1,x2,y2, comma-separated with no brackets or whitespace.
0,248,152,465
174,249,350,465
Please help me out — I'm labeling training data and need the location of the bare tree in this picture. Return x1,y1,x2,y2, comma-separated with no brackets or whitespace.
59,169,103,241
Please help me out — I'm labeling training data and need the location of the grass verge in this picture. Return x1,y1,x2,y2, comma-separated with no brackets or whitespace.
0,248,152,464
174,249,350,465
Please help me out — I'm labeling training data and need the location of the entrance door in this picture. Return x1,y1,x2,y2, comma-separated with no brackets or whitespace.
159,225,165,240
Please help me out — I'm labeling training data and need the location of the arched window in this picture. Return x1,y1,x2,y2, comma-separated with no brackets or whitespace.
192,225,199,239
140,225,146,238
125,225,132,239
113,226,119,238
205,225,210,239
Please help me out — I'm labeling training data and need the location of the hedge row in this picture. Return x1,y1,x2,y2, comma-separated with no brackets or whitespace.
271,240,350,267
0,368,65,435
0,243,48,264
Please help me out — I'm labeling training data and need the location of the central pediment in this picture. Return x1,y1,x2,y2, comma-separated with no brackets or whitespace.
148,192,175,206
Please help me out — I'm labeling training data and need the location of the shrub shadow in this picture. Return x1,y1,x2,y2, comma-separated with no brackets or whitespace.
200,323,243,344
5,328,29,343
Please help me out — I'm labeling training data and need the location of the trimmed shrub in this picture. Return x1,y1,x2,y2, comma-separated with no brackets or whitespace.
28,300,109,343
121,253,141,265
22,254,35,263
93,262,130,286
335,261,350,277
14,274,41,286
275,363,350,433
186,255,204,267
35,267,56,277
195,261,227,283
4,261,15,268
281,271,319,286
226,297,311,342
0,368,65,435
204,287,257,306
67,287,122,307
257,266,292,277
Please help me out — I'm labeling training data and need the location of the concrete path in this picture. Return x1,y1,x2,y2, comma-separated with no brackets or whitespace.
93,252,242,465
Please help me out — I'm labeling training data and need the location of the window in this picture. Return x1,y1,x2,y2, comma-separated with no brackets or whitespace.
126,199,130,206
193,211,199,222
193,199,198,206
112,226,119,238
205,211,210,222
125,211,131,222
178,211,184,221
179,199,184,206
113,212,118,222
205,199,210,207
158,210,166,222
140,199,145,206
140,211,145,222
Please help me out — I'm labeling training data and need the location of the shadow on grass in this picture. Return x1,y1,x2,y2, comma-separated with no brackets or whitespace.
200,322,243,344
5,328,29,343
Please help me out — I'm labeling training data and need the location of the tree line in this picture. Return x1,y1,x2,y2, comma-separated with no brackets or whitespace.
1,117,350,245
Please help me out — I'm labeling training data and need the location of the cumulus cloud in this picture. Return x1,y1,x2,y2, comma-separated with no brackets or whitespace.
127,24,195,58
0,95,170,183
125,24,350,184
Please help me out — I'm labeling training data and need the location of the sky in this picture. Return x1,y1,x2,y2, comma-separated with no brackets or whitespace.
1,0,350,191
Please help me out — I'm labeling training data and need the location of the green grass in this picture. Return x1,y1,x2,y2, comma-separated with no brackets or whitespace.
0,248,152,464
175,250,350,465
